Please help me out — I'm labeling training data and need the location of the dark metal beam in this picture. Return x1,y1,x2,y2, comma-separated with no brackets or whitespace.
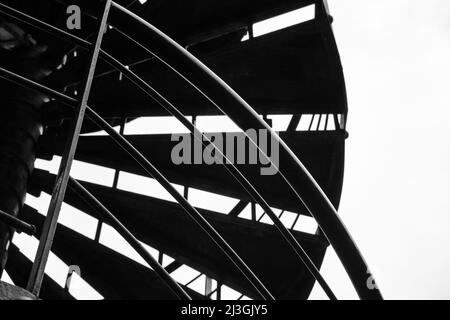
57,20,346,118
109,2,379,299
81,105,275,300
67,177,191,300
287,115,302,132
0,209,36,236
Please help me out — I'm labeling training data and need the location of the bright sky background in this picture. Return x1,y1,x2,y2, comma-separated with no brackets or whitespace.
310,0,450,300
2,0,450,300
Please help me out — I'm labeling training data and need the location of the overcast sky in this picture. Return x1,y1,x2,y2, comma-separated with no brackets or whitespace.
310,0,450,299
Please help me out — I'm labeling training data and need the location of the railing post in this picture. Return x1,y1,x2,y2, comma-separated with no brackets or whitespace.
26,0,112,296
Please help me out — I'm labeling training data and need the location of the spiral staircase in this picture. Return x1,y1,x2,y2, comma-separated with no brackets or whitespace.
0,0,382,300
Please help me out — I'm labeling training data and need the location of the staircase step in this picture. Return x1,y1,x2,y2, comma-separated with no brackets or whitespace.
27,171,328,299
20,205,206,300
37,130,345,213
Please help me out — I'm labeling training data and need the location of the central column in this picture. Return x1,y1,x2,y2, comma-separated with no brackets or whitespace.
0,21,52,275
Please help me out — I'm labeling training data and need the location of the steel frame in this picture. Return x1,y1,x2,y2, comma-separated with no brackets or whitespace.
0,0,382,300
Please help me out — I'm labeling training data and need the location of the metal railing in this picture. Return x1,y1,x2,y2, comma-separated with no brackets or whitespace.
0,209,36,236
0,0,382,300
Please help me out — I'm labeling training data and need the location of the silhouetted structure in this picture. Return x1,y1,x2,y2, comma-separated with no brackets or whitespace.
0,0,382,300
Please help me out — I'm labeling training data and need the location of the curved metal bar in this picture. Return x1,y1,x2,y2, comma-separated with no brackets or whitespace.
0,65,274,301
109,2,382,300
68,177,191,300
0,2,337,299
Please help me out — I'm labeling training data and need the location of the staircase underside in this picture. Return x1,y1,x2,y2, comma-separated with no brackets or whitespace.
0,0,348,300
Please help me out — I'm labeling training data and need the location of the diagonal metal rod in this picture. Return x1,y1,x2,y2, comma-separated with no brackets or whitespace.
25,0,112,296
82,106,274,300
68,177,191,300
110,3,382,300
0,2,91,48
0,209,36,236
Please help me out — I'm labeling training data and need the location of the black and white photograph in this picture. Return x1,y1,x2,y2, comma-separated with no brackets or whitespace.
0,0,449,307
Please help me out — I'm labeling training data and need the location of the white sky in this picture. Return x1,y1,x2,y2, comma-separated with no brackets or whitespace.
3,0,450,300
309,0,450,300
